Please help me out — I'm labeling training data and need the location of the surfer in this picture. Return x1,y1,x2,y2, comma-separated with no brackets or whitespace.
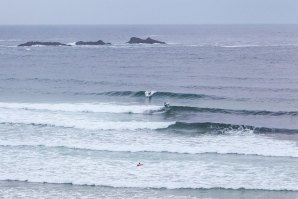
164,102,170,108
148,91,152,100
137,162,143,167
145,91,154,100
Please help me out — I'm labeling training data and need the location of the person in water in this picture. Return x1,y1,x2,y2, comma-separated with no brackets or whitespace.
145,91,153,100
164,102,170,108
137,162,143,167
145,91,153,102
148,91,152,100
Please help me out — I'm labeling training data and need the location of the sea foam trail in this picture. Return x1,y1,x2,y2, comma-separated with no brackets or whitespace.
0,102,162,114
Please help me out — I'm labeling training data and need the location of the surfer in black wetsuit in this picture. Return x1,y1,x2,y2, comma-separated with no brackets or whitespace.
137,162,143,167
148,91,152,100
164,102,170,108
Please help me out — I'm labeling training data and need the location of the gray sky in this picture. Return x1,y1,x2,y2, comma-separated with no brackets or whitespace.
1,0,298,25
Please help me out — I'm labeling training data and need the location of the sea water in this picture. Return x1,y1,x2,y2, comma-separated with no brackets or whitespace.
0,25,298,198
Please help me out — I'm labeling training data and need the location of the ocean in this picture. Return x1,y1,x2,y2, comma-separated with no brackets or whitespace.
0,25,297,199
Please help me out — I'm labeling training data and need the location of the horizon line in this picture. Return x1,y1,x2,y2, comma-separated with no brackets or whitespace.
1,23,298,26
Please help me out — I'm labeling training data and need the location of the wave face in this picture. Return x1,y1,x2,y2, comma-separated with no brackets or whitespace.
163,122,298,134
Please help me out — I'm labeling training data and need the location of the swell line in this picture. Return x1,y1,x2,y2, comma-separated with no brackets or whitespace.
73,91,225,100
1,121,298,134
168,106,298,116
1,179,297,192
1,143,297,158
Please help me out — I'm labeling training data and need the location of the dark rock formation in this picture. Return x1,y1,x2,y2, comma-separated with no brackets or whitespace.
127,37,166,44
75,40,111,45
18,41,68,47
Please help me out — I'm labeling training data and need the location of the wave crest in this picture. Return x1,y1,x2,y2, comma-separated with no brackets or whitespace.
161,122,298,134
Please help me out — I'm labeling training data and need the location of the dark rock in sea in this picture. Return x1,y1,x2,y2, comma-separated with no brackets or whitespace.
127,37,166,44
18,41,68,47
75,40,111,45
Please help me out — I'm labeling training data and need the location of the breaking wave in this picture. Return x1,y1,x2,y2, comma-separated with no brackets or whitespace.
161,122,298,134
1,142,298,158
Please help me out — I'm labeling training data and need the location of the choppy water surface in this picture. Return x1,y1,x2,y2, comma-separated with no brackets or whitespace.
0,25,298,199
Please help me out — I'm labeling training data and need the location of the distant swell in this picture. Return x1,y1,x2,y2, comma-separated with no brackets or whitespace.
3,77,298,92
78,91,224,100
1,180,297,192
0,77,117,87
168,106,298,116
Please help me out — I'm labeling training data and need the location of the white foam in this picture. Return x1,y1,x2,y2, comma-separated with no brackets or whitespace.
0,144,297,191
145,90,156,97
67,42,76,46
0,102,162,114
0,106,173,130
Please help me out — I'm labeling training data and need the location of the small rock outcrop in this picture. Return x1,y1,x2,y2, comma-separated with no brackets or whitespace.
75,40,111,45
127,37,166,44
18,41,68,47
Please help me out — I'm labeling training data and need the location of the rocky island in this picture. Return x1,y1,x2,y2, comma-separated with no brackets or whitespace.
127,37,166,44
75,40,111,45
18,38,165,46
18,41,68,47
